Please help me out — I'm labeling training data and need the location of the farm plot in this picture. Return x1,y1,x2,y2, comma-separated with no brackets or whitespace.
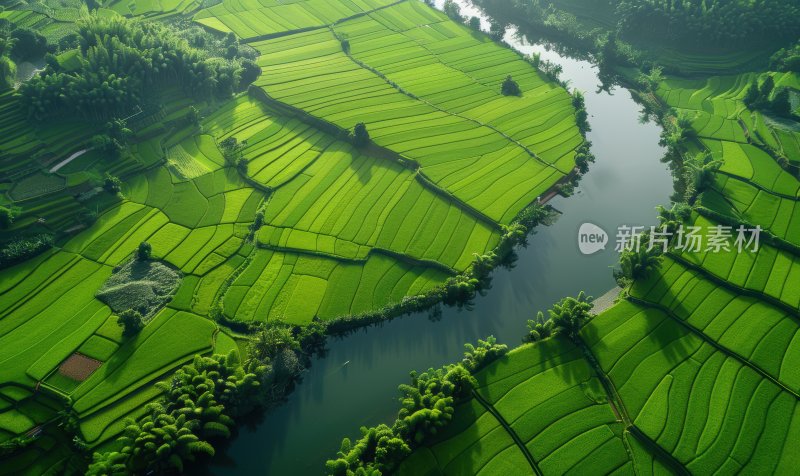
0,252,113,389
701,139,800,197
250,2,580,223
397,338,636,475
258,139,501,270
103,0,201,18
474,339,632,475
703,175,800,246
630,255,800,393
583,301,800,474
672,214,800,311
193,0,398,40
222,249,449,324
396,398,535,476
337,2,582,170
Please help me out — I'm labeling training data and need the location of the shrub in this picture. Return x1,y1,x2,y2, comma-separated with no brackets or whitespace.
0,205,17,228
468,16,481,30
104,173,122,193
461,336,508,372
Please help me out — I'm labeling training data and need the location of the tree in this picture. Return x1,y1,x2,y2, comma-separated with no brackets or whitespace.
548,292,593,341
0,55,15,89
637,65,664,92
186,106,200,126
760,75,775,98
501,75,521,96
104,173,122,193
117,309,144,337
10,28,48,61
91,135,123,159
461,336,508,372
489,21,506,40
615,246,662,284
468,16,481,30
0,205,17,229
572,90,590,133
655,203,691,234
239,58,261,86
685,151,723,197
743,81,760,107
249,324,300,364
771,87,792,117
136,241,151,260
524,311,553,342
443,0,461,20
352,122,370,147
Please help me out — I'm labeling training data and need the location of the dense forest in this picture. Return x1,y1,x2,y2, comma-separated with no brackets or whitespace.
496,0,800,50
616,0,800,47
18,14,258,121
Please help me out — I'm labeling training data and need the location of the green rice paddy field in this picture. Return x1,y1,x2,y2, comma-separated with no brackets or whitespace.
2,0,800,472
387,55,800,474
0,0,587,471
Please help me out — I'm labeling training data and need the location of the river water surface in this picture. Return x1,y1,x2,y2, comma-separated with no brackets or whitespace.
209,2,673,473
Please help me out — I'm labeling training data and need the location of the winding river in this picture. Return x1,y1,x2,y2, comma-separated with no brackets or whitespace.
208,1,674,473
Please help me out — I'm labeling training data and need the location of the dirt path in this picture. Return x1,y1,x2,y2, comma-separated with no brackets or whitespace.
50,149,88,173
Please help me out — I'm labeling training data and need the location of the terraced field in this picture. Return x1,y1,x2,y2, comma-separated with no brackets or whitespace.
397,338,635,475
362,50,800,476
249,1,581,222
0,0,586,471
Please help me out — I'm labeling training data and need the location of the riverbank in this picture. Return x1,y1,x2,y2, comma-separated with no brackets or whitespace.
204,1,672,472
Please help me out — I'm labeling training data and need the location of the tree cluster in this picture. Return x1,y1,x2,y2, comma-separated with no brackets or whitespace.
247,320,326,399
770,41,800,73
443,0,462,21
86,352,265,475
743,76,794,118
326,338,507,475
525,291,594,343
0,233,53,268
614,245,663,286
0,19,52,88
19,14,256,122
0,35,15,89
572,90,590,134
